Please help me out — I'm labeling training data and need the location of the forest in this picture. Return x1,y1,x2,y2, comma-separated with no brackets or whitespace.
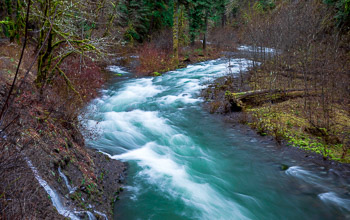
0,0,350,219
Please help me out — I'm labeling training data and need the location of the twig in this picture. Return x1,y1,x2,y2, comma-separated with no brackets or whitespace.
0,115,19,135
0,0,32,125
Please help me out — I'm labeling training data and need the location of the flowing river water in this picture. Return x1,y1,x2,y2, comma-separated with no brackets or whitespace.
84,56,350,220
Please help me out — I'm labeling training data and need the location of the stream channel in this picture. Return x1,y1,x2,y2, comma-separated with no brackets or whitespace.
84,49,350,220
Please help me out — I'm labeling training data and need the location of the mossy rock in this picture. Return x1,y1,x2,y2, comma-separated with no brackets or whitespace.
153,72,161,76
281,164,289,171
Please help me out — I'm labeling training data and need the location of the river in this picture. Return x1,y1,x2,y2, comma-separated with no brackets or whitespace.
84,56,350,220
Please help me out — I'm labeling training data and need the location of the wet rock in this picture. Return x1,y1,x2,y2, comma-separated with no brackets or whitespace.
80,186,87,192
119,173,125,182
281,164,289,171
50,161,55,168
63,156,70,164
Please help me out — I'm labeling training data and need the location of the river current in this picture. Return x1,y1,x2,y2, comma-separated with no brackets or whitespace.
84,57,350,220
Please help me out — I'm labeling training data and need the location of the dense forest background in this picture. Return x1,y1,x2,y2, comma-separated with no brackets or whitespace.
1,0,349,76
0,0,349,218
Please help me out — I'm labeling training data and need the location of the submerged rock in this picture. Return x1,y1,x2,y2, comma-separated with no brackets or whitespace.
281,164,290,171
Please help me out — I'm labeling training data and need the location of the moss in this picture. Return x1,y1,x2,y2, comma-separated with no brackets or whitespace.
209,101,221,114
153,72,161,76
70,191,82,202
247,101,350,163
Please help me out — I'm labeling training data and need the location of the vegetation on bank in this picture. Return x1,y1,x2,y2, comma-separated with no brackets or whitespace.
204,0,350,163
0,39,126,219
0,1,123,218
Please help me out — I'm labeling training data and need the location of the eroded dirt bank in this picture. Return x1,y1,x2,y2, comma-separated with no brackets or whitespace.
0,41,126,219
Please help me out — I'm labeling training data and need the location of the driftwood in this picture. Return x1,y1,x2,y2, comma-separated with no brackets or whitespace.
226,89,317,111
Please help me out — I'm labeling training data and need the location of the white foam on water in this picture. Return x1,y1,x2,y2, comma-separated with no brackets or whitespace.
158,94,199,106
106,78,163,111
177,78,205,94
114,57,126,60
123,185,141,201
91,110,176,151
171,59,253,86
319,192,350,211
112,143,252,220
236,193,263,209
106,65,129,74
104,110,174,137
183,64,209,73
98,59,253,115
169,134,193,146
285,166,335,193
285,166,321,182
237,45,276,53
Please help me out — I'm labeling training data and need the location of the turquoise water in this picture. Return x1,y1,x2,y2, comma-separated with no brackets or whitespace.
85,58,350,220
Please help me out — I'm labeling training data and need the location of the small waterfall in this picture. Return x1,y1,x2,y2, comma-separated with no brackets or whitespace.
26,158,110,220
58,167,77,194
25,158,80,219
74,211,96,220
94,210,108,219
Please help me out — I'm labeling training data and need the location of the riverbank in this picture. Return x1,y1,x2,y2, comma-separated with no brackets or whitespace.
0,40,126,219
106,41,226,77
202,48,350,164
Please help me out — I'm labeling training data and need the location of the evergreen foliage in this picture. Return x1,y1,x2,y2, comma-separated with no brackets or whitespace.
0,0,25,41
118,0,173,42
324,0,350,30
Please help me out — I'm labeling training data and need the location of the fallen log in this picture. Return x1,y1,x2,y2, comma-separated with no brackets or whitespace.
226,89,317,111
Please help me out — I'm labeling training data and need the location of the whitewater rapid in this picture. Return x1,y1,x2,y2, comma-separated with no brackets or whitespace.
84,58,350,220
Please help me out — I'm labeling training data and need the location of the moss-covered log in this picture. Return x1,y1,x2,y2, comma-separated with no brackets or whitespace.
226,89,319,110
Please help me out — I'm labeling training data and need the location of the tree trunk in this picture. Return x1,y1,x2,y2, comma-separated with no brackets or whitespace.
221,1,226,28
178,5,185,47
203,11,208,50
173,0,179,65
